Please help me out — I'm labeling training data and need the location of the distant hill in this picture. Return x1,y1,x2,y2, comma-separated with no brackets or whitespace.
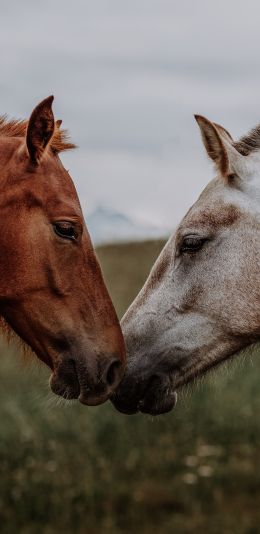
86,206,168,245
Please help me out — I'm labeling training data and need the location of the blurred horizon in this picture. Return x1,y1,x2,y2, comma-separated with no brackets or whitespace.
2,0,260,238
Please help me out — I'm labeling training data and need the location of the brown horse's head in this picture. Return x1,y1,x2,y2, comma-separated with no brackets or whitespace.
0,96,125,405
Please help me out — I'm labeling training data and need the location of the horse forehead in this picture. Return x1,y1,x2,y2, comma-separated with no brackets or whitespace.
184,201,241,230
24,189,82,217
181,180,242,230
7,156,82,216
27,154,81,205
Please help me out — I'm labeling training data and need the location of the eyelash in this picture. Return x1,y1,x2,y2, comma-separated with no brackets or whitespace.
53,222,78,241
179,236,208,254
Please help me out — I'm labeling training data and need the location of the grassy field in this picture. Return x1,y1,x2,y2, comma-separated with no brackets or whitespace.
0,240,259,533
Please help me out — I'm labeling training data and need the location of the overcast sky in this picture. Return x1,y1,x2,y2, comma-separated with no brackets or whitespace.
1,0,260,229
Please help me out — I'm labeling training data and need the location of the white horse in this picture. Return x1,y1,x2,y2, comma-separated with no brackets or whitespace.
113,115,260,415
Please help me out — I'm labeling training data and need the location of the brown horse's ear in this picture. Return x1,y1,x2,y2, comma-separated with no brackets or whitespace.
194,115,229,176
26,95,55,164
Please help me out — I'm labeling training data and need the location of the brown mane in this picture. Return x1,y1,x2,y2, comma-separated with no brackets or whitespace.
0,115,76,154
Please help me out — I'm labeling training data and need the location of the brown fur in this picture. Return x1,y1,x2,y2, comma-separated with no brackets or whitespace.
0,315,34,362
183,203,241,230
0,115,76,154
0,97,125,405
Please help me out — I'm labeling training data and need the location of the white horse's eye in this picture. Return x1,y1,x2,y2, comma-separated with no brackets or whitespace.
180,236,207,254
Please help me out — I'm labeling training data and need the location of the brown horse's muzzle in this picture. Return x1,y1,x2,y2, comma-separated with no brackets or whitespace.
49,351,125,406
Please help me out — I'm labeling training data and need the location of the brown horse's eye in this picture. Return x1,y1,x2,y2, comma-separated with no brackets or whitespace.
180,236,207,254
53,222,77,241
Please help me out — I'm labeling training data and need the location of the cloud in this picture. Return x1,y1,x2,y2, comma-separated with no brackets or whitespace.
1,0,260,229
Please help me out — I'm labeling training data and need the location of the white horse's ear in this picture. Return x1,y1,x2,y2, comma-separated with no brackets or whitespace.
195,115,230,176
213,122,233,143
195,115,244,180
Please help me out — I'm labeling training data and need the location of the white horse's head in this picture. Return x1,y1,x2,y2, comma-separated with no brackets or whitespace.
113,116,260,415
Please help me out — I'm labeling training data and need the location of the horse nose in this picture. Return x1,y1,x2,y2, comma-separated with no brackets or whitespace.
50,351,125,406
104,358,122,388
78,355,125,406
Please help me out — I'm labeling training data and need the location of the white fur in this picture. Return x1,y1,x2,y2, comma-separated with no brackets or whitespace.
120,120,260,394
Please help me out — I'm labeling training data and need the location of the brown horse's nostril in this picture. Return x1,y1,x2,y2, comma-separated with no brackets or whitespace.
105,359,122,387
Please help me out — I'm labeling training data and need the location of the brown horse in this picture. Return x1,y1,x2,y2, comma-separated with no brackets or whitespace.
0,96,125,405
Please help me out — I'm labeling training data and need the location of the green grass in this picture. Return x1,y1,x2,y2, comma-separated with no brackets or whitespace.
0,240,259,533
